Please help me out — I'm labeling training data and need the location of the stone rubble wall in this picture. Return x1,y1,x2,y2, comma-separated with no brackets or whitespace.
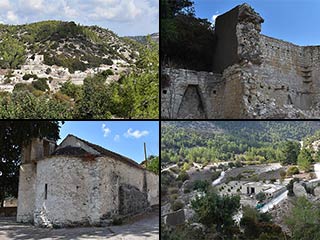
161,68,224,119
161,3,320,119
31,155,157,227
119,184,148,216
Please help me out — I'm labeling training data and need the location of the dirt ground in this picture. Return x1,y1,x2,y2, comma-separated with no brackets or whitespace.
0,211,159,240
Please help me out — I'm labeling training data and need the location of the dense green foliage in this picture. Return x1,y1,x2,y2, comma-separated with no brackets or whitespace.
161,0,215,71
191,188,240,235
0,121,61,206
297,148,313,171
0,36,26,69
240,206,285,239
286,197,320,240
161,121,320,166
145,156,159,175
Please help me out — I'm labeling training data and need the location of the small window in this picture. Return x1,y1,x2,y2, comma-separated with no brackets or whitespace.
212,90,217,94
45,184,48,200
162,90,167,94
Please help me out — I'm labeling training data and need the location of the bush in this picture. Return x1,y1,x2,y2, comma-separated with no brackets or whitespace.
256,192,266,202
177,170,189,182
287,166,299,176
32,78,49,91
13,83,35,92
171,200,184,211
23,74,38,80
193,180,209,192
103,58,113,65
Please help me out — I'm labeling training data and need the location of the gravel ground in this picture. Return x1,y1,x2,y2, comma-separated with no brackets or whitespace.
0,211,159,240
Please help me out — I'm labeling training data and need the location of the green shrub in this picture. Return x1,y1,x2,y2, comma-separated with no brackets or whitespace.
23,74,38,80
193,180,209,192
287,166,299,176
32,78,49,91
177,170,189,182
171,200,184,211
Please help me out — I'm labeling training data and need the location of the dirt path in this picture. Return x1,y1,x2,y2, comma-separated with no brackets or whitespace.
0,211,159,240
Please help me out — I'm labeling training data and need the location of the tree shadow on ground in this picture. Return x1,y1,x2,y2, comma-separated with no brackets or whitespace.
0,214,159,240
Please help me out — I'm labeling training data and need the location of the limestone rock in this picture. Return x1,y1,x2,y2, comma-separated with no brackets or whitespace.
293,182,307,197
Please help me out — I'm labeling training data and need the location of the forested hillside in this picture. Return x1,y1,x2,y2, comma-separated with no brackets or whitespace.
0,21,158,119
161,121,320,166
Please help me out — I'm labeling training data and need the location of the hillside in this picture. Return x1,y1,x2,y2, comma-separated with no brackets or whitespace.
0,21,159,119
162,121,320,166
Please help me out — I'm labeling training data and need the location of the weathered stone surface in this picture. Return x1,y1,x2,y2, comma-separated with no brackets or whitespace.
293,182,307,197
119,184,148,216
161,3,320,119
17,135,159,228
314,186,320,196
164,209,185,226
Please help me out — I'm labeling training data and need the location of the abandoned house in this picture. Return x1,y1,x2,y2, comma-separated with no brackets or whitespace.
16,134,159,227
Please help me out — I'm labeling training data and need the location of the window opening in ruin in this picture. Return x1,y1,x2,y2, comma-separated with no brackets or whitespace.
213,90,217,94
248,96,252,104
45,184,48,200
287,95,293,105
162,90,167,94
43,140,49,157
251,187,255,194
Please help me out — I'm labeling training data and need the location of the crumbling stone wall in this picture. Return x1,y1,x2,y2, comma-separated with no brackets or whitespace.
161,3,320,119
119,184,148,216
161,68,224,119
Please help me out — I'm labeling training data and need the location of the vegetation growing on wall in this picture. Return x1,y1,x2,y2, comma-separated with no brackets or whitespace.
161,0,215,71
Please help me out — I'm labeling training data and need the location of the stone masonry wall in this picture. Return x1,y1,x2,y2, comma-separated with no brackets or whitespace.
16,163,36,223
161,68,224,119
33,155,156,227
119,184,148,216
146,171,159,206
162,3,320,119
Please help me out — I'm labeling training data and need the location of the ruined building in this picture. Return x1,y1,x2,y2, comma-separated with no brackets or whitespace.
16,135,159,227
161,4,320,119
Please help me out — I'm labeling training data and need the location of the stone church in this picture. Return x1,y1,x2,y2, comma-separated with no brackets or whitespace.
16,134,159,227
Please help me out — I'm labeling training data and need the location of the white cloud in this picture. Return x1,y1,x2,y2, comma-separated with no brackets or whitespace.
6,11,18,23
212,14,219,23
89,0,142,22
0,0,158,35
0,0,10,10
102,123,111,137
124,128,149,139
114,134,120,142
20,0,44,11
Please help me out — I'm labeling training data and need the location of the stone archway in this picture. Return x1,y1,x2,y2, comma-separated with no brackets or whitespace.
177,85,206,119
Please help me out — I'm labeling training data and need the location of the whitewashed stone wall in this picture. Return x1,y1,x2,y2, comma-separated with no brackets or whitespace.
32,155,158,226
16,163,36,223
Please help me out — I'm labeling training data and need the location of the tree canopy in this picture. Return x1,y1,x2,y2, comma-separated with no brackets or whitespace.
0,121,61,206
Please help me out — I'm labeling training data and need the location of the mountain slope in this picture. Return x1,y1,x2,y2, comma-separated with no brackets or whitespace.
0,21,142,73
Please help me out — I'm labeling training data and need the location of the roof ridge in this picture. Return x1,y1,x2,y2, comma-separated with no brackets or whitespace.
64,134,145,170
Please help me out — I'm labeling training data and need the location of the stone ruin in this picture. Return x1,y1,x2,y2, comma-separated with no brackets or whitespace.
161,3,320,119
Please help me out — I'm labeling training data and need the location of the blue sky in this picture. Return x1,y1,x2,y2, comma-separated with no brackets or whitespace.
0,0,158,36
194,0,320,46
58,121,159,163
